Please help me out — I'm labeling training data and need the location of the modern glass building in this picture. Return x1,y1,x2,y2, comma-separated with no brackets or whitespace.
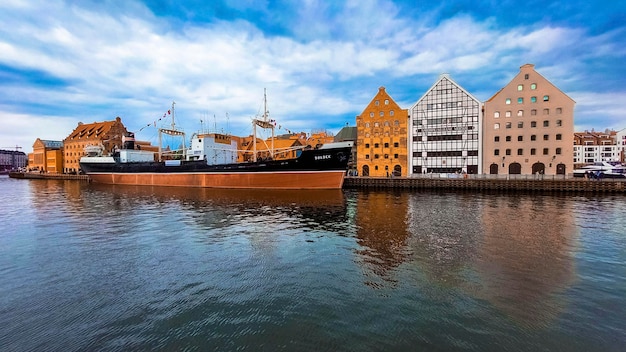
409,74,482,175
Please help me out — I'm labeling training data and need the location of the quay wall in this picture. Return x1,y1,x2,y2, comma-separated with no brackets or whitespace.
343,176,626,193
8,172,91,182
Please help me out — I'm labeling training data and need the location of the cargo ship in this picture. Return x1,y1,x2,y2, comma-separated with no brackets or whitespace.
80,98,353,190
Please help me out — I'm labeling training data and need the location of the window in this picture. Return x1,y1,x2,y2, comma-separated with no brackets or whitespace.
556,120,562,127
556,148,562,155
375,100,379,106
506,122,512,129
531,96,537,103
531,135,536,141
384,154,389,159
543,134,549,141
518,110,523,117
517,149,523,155
518,97,523,104
506,111,512,117
394,142,399,147
390,110,394,116
556,134,562,140
531,121,537,128
374,122,379,127
494,123,500,129
543,95,550,101
374,154,379,159
556,108,562,114
543,108,549,115
525,74,529,79
394,154,398,159
365,122,370,128
543,120,549,127
543,148,549,155
384,99,389,105
384,143,389,148
518,84,523,91
506,136,511,142
494,111,500,118
374,143,379,148
531,109,537,116
495,136,500,142
518,122,524,128
379,111,384,117
505,98,511,104
518,136,523,141
366,154,370,159
369,112,374,117
506,149,511,156
365,143,370,148
531,83,537,89
531,148,536,155
494,149,500,156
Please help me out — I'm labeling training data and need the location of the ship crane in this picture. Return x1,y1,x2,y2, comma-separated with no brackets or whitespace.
1,145,22,151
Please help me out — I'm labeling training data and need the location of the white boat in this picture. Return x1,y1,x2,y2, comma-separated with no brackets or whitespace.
572,161,626,179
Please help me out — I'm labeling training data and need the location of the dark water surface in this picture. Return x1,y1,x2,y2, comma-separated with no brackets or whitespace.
1,176,625,351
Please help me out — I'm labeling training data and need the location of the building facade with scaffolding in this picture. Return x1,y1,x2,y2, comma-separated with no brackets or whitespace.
409,74,482,175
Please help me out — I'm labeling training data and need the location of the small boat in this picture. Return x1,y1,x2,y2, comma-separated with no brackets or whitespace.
80,97,353,189
572,161,626,179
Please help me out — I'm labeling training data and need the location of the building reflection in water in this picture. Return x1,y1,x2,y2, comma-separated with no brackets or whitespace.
475,194,576,328
406,191,483,287
353,191,411,287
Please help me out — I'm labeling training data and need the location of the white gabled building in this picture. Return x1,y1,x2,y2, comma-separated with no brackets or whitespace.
408,74,482,175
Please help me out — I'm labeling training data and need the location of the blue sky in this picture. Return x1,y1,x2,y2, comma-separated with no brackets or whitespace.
1,0,625,153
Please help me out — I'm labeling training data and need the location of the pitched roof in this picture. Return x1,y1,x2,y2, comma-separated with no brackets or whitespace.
64,117,124,141
334,126,357,141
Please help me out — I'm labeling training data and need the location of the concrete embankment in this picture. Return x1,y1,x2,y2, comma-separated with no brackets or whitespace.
8,172,91,182
343,176,626,193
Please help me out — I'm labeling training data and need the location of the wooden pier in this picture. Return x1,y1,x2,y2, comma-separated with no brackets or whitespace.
344,176,626,193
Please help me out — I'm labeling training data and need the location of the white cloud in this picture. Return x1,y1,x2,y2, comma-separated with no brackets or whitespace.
1,0,625,155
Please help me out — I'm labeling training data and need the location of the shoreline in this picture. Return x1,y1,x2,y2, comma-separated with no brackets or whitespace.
7,172,625,193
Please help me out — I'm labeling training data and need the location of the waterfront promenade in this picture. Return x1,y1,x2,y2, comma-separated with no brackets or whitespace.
344,174,626,193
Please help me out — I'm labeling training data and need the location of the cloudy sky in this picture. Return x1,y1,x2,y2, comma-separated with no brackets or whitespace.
1,0,625,153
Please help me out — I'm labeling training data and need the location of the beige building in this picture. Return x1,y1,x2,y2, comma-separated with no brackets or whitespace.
356,87,409,177
29,139,63,173
483,64,575,175
63,117,128,173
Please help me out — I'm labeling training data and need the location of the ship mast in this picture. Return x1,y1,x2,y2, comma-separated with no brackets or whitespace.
252,89,275,162
158,101,186,162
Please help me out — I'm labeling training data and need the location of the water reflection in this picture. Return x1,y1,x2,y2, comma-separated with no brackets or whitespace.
476,194,577,328
406,191,483,286
353,191,411,287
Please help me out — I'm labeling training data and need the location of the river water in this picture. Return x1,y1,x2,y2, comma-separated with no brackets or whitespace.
1,176,625,351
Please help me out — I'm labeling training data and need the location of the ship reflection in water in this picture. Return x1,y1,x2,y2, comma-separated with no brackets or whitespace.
4,178,623,351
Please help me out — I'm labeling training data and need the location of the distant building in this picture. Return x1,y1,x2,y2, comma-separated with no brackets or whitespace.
409,74,482,175
617,128,626,163
63,117,128,173
483,64,575,175
308,131,335,149
29,139,63,173
573,130,621,167
243,137,304,162
334,126,357,175
356,87,409,177
0,149,27,171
